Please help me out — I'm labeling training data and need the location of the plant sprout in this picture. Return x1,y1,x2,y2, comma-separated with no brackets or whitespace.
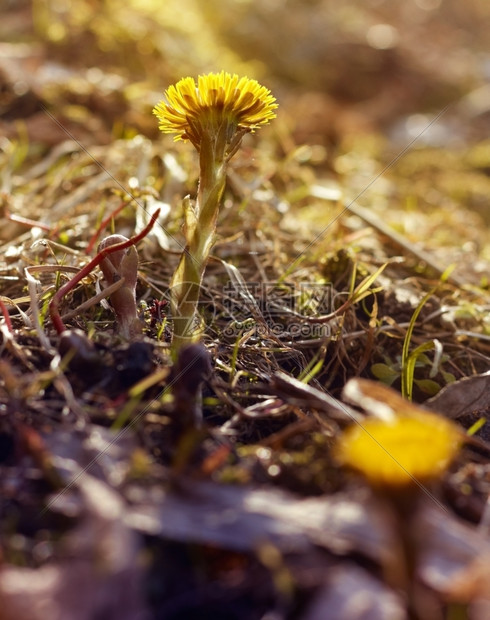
49,209,160,336
98,234,143,339
153,71,277,352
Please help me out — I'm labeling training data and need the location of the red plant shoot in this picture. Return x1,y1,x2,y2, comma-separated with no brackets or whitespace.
49,209,160,335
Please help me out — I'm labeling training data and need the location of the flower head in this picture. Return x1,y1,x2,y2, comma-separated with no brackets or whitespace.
335,408,462,488
153,71,277,150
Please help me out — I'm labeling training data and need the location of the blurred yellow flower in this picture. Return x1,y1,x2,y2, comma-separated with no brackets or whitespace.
153,71,278,149
336,409,463,488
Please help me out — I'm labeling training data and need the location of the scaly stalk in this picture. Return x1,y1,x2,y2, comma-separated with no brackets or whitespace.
170,132,227,350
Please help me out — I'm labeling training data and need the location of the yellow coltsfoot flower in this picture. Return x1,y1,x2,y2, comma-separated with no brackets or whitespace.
335,379,464,615
335,381,463,488
153,71,277,352
153,71,277,151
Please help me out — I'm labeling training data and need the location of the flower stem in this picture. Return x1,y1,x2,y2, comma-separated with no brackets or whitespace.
170,133,227,353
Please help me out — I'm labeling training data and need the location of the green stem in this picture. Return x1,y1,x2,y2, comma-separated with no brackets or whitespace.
170,131,228,353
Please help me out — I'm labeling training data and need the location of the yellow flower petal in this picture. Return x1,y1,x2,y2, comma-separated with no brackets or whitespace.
153,71,277,147
336,408,463,488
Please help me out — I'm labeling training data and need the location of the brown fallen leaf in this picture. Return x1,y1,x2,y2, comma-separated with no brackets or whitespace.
0,473,150,620
418,503,490,612
302,563,406,620
125,478,393,563
426,371,490,420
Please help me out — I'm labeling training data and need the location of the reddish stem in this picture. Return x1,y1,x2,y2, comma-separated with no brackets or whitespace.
4,208,52,233
49,209,160,335
0,299,14,334
86,201,127,255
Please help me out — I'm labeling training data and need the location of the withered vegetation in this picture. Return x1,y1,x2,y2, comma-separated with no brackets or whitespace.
0,2,489,619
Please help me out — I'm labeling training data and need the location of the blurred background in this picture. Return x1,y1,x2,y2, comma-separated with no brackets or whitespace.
2,0,489,147
1,0,490,259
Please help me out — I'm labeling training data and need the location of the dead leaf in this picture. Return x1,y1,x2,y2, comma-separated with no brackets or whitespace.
418,503,490,607
426,371,490,419
125,479,393,562
0,474,149,620
303,563,406,620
